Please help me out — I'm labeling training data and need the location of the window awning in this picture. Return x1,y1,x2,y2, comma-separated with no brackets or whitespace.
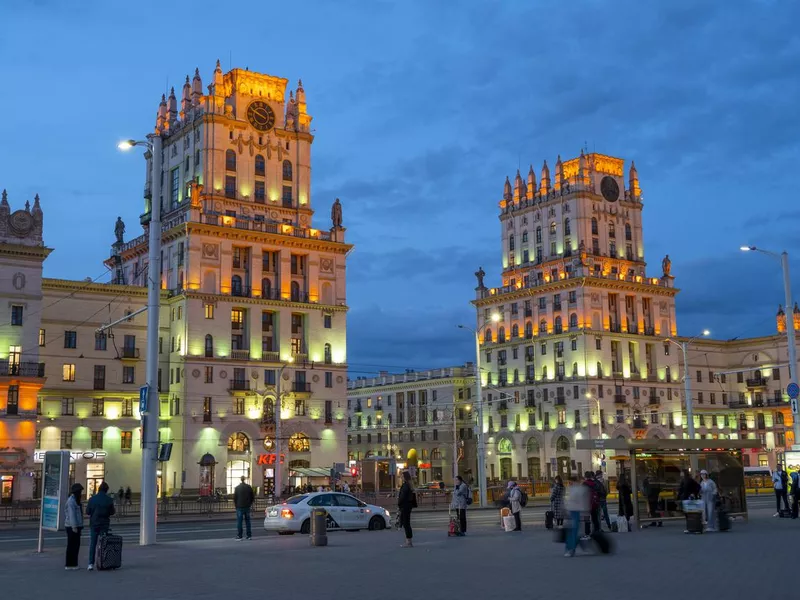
288,467,332,478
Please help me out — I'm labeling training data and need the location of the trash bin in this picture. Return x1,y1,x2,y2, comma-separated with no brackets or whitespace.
310,507,328,546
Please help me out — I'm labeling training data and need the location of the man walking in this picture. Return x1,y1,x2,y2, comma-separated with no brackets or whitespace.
773,465,790,516
234,475,255,540
594,471,612,531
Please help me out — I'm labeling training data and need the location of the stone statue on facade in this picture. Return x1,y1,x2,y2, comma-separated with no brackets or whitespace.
331,198,343,228
115,217,125,244
661,254,671,277
475,266,486,289
578,240,588,266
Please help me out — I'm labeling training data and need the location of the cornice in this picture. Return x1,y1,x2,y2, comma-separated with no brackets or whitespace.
186,222,353,254
42,278,156,298
184,290,350,312
347,376,474,395
0,243,53,260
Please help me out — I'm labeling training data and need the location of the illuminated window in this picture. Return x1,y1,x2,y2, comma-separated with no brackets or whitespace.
497,438,512,454
204,303,214,319
38,328,46,347
227,432,250,452
123,366,135,384
62,363,76,382
288,433,310,452
549,222,557,235
121,431,133,451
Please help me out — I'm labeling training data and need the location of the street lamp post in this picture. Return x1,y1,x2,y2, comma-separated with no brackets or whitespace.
118,137,162,546
458,312,500,508
741,246,800,447
665,330,710,439
273,360,293,500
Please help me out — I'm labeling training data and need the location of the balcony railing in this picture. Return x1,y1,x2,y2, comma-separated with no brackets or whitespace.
200,213,334,241
614,394,627,404
0,361,45,378
229,380,251,391
497,401,509,412
354,402,363,413
261,351,280,362
746,376,769,388
121,347,140,359
93,380,105,391
292,382,311,393
231,350,250,361
555,395,566,406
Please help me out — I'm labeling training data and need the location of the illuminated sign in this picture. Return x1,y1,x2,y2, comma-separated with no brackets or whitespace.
34,451,107,463
418,463,432,469
256,454,285,466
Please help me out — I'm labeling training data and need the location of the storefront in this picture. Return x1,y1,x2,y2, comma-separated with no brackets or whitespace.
0,447,29,504
33,450,107,497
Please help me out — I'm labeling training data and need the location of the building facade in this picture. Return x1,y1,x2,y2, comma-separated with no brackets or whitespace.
346,365,476,486
0,62,352,503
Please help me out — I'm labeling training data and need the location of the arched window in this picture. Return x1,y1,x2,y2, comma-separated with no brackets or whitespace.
550,221,557,235
526,437,540,453
262,277,272,299
625,223,632,241
569,313,578,328
539,319,547,335
556,436,570,452
484,328,492,343
288,433,310,452
324,343,332,364
564,218,571,236
509,234,515,251
525,321,533,339
497,438,512,454
522,231,528,243
498,327,506,343
282,160,293,181
225,149,236,171
204,334,214,358
554,316,562,333
511,324,519,338
255,154,265,177
536,226,542,244
290,280,301,302
227,432,250,453
231,275,243,297
591,218,598,235
262,400,275,424
609,223,616,239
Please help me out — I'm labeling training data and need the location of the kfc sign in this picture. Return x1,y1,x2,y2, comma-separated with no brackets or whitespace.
34,451,107,463
256,453,285,466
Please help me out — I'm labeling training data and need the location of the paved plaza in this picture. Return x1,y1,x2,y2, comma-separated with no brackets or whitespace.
0,509,796,600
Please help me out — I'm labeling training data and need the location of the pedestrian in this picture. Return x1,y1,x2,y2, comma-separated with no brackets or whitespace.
642,475,663,527
234,475,255,540
398,471,416,548
451,475,470,535
64,483,84,571
616,471,633,523
699,470,718,532
564,475,590,557
85,481,115,571
790,468,800,519
677,469,701,501
342,481,350,494
508,481,522,531
117,486,124,502
124,486,132,506
550,476,565,526
582,471,601,534
594,471,612,531
772,465,790,516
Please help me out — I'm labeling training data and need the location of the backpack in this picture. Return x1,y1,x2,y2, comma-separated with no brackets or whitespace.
781,471,789,489
517,488,528,507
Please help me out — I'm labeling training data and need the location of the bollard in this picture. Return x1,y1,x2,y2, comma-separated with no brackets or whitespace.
310,507,328,546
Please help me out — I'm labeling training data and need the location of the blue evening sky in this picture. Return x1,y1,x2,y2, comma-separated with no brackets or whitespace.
2,0,799,376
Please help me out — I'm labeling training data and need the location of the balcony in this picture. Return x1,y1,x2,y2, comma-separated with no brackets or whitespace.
120,347,140,360
525,400,536,412
497,401,509,413
609,323,622,333
231,349,250,361
291,352,308,363
230,287,253,298
648,389,659,404
0,361,45,378
229,380,251,392
644,327,655,336
261,351,280,362
555,395,566,406
614,394,627,404
374,403,383,412
93,380,105,391
525,354,534,363
354,402,363,414
292,382,311,394
632,418,647,429
746,376,769,389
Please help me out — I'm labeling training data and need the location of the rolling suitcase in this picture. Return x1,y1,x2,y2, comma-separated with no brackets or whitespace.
684,511,703,534
545,510,554,530
591,530,612,554
779,508,792,518
717,510,731,532
95,531,123,570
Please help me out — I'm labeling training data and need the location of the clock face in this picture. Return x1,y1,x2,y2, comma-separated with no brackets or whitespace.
246,101,275,132
600,176,620,202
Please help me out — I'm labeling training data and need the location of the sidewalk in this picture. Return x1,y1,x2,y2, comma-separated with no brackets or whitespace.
2,513,796,600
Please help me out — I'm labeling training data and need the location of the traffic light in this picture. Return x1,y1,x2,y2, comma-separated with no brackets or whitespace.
350,467,358,477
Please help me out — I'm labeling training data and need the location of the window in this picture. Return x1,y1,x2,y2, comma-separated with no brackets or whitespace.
205,366,214,383
664,343,670,356
255,154,265,176
91,397,105,417
61,397,74,416
282,185,293,207
204,303,214,319
121,431,133,451
325,372,333,388
226,149,236,171
696,370,702,383
123,366,135,384
233,398,245,416
591,218,598,235
324,343,332,364
289,433,310,452
62,364,76,382
737,372,743,383
254,180,266,202
203,397,213,423
205,334,214,358
64,331,77,349
122,398,133,417
170,167,180,206
264,369,276,385
94,331,108,351
61,431,73,449
38,328,46,347
6,385,18,415
282,160,293,181
225,175,236,198
324,314,332,329
91,431,104,449
773,367,781,380
10,305,23,326
564,218,571,236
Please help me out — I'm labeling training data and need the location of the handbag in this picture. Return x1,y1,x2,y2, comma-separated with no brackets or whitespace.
411,492,418,509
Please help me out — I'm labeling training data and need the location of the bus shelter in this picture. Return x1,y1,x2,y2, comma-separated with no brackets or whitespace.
576,439,762,526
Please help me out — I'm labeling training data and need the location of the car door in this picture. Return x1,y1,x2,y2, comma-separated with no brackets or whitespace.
307,494,340,530
334,493,368,529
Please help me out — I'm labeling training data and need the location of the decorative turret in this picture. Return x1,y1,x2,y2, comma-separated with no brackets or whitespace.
513,170,523,202
181,75,192,117
778,305,787,333
793,303,800,331
32,193,43,233
156,94,167,133
578,150,590,187
285,90,297,130
554,155,564,192
526,165,536,200
166,87,178,127
296,79,307,114
503,176,512,201
191,67,203,104
540,160,551,195
629,160,641,198
211,59,224,95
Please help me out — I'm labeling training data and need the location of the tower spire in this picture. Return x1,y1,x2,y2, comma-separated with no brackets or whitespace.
503,176,512,202
540,160,551,196
629,160,641,198
191,67,203,104
527,165,536,200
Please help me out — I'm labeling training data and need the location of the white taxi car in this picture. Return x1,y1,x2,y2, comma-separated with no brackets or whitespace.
264,492,391,534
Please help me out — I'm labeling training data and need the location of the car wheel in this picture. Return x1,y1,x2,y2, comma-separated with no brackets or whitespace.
300,519,311,535
369,516,384,531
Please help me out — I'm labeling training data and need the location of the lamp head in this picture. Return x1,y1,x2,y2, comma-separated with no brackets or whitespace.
117,139,136,151
490,313,501,323
702,329,711,337
740,246,755,252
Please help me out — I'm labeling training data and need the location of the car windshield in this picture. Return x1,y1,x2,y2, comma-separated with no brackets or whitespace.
285,495,308,505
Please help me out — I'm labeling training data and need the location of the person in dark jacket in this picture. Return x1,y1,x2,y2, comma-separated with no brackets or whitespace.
581,472,600,534
234,476,255,540
451,475,470,534
642,476,663,527
678,469,701,501
617,471,633,522
86,481,115,570
397,471,415,547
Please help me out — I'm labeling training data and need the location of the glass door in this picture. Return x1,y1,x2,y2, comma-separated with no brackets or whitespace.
0,475,14,505
86,463,105,498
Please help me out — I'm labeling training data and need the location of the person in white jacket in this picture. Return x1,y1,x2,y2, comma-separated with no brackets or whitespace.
699,470,718,532
564,478,590,557
64,483,84,570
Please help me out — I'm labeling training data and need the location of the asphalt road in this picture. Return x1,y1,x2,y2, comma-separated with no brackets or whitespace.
0,495,777,553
